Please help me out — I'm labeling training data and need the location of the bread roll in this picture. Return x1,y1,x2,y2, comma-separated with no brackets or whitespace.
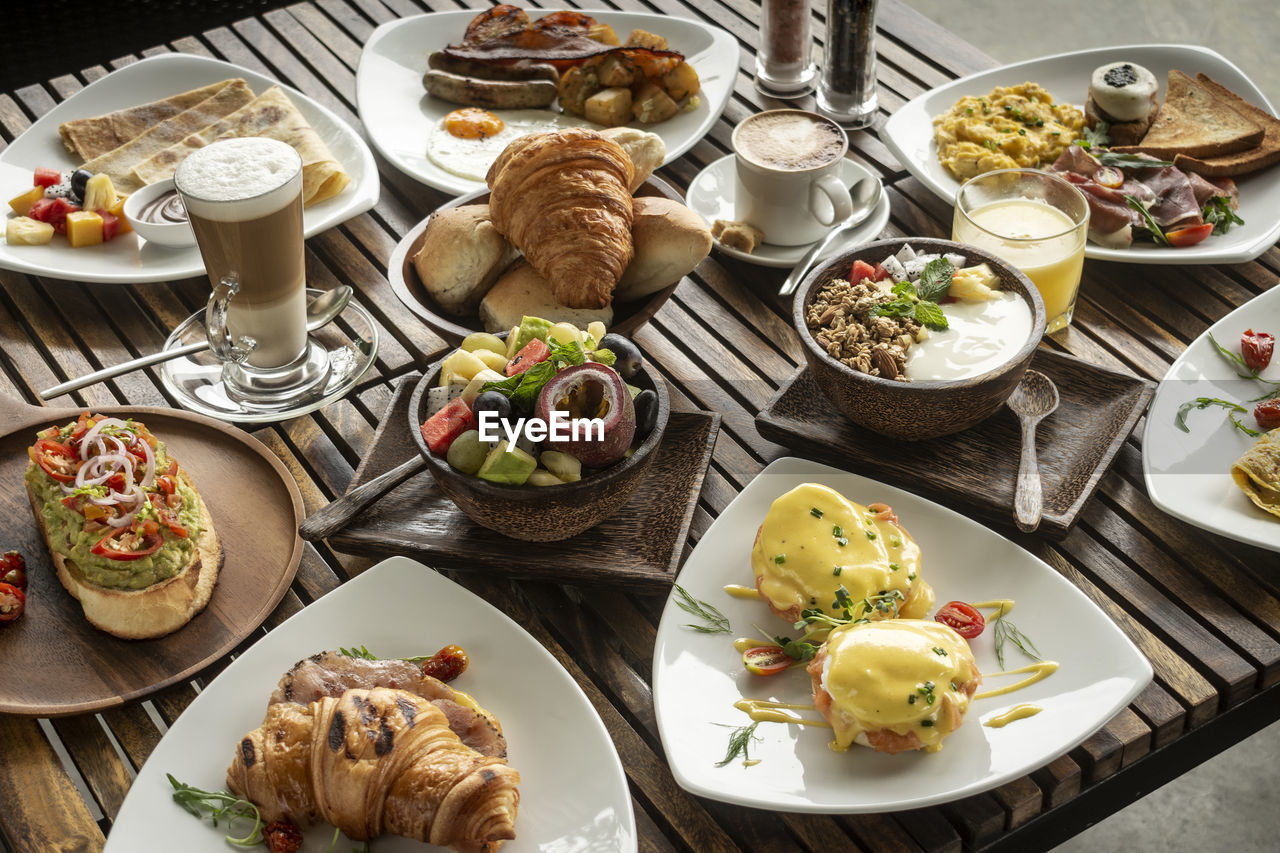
614,197,712,301
480,261,613,332
412,205,518,316
598,127,666,191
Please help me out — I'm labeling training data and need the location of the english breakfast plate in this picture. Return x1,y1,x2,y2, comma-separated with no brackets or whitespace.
652,457,1152,813
881,44,1280,265
356,9,738,196
0,53,379,284
1143,286,1280,553
106,556,637,852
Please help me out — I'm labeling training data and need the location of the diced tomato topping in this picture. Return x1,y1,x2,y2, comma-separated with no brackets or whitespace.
1167,223,1214,247
147,493,188,538
156,475,176,496
850,260,878,284
504,339,551,376
420,397,477,455
33,167,61,188
99,209,120,242
32,438,79,483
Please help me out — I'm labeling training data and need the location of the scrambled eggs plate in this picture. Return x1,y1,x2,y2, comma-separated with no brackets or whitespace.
933,82,1085,181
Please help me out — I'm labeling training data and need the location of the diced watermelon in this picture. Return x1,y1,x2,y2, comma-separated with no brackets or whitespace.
33,167,61,188
420,397,476,455
871,262,890,281
99,209,120,242
850,260,878,283
29,197,81,234
505,338,550,376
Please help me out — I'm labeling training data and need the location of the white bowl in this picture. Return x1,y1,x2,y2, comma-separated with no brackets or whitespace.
121,178,196,248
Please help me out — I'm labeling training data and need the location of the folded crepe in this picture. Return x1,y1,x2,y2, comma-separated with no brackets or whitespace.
1232,428,1280,519
59,80,238,160
130,86,349,206
78,80,256,193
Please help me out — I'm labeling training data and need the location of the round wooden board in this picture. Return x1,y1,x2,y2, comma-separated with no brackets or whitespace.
387,175,684,344
0,396,304,716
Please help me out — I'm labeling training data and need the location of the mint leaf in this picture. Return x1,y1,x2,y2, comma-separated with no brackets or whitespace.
917,259,956,303
480,374,523,396
509,360,558,411
547,337,587,367
869,296,917,319
591,347,617,367
913,300,949,331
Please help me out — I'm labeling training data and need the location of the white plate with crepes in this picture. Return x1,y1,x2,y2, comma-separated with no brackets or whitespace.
106,556,637,852
356,9,738,196
652,457,1152,813
1142,286,1280,553
0,53,379,284
881,44,1280,265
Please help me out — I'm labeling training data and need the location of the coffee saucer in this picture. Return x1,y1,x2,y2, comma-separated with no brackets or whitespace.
686,154,891,269
159,289,379,423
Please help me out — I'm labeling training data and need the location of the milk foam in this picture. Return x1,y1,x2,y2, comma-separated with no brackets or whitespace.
175,137,301,221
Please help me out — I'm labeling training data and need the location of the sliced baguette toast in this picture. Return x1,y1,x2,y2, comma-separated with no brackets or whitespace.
1172,73,1280,177
1111,69,1263,159
26,464,222,640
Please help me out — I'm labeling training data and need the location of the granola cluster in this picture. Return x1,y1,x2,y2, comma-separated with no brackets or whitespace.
806,278,927,381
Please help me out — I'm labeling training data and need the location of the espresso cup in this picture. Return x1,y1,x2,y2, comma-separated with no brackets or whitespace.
732,109,854,246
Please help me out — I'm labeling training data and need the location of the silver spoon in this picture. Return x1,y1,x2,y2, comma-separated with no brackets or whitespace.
39,285,354,400
1006,370,1059,533
779,177,883,298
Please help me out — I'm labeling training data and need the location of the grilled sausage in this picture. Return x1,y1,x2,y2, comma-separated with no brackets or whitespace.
423,69,558,109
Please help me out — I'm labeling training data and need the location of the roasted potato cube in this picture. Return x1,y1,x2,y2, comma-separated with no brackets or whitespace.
586,23,619,45
8,186,44,216
558,65,601,117
65,210,104,248
662,61,701,100
632,82,679,124
596,53,637,88
625,29,667,50
5,216,54,245
585,87,633,127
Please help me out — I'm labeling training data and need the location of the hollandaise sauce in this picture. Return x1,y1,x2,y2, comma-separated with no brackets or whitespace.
734,699,830,727
751,484,932,621
970,599,1015,616
984,704,1043,728
723,584,763,600
973,661,1059,700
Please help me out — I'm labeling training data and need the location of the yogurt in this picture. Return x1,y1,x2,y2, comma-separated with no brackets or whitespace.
905,292,1032,380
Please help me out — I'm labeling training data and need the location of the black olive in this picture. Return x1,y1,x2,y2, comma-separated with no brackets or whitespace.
633,389,659,441
69,169,93,202
601,333,642,379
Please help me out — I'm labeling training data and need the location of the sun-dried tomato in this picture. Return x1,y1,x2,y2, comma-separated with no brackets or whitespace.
262,820,303,853
421,645,469,683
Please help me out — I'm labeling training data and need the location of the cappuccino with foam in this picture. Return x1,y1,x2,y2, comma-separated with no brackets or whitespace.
735,111,845,171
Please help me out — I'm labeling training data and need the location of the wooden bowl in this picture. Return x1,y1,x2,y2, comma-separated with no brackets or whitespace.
388,176,685,345
408,354,670,542
793,237,1046,440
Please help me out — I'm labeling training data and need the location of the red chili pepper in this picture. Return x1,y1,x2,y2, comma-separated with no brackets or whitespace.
1241,329,1275,372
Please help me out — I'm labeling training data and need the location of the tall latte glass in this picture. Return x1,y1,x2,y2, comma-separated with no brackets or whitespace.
175,137,329,403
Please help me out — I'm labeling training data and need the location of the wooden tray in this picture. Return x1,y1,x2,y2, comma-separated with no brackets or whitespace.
755,350,1154,539
0,395,304,716
328,375,720,589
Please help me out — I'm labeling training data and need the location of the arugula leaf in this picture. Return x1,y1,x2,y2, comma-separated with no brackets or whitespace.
913,301,949,331
917,259,956,303
1124,196,1170,246
167,775,263,847
1096,151,1174,169
1207,332,1257,378
1202,196,1245,235
1175,397,1259,437
1078,121,1110,149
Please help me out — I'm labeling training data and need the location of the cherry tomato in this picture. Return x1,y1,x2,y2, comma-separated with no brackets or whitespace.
850,260,878,284
262,820,303,853
90,529,163,561
1092,166,1124,188
1255,397,1280,431
743,645,792,676
934,601,986,639
33,167,61,188
421,645,469,682
0,582,25,624
1241,329,1275,372
1166,223,1214,247
0,551,26,590
31,438,79,483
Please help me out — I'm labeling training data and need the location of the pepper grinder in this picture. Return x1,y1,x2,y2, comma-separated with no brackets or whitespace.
817,0,879,127
756,0,816,97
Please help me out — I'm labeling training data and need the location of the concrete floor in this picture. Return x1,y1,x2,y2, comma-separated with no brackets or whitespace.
900,1,1280,850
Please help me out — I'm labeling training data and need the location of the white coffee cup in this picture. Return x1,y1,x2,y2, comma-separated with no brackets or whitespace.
732,109,854,246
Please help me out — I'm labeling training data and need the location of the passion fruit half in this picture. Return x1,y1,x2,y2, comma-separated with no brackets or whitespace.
534,362,635,467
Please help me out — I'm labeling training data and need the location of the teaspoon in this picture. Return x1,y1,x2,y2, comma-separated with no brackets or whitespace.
779,177,882,298
1006,370,1059,533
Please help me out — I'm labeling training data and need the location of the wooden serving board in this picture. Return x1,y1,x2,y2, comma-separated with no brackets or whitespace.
328,374,720,589
0,394,303,716
755,349,1154,538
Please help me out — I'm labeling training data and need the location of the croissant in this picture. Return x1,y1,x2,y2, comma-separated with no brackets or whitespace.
227,687,520,852
486,127,636,309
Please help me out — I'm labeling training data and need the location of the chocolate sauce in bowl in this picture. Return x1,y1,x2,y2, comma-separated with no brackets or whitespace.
137,189,188,225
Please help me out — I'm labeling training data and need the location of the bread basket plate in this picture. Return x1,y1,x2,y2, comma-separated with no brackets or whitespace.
106,556,637,852
881,44,1280,264
0,53,379,284
652,457,1152,813
356,9,737,195
1143,285,1280,553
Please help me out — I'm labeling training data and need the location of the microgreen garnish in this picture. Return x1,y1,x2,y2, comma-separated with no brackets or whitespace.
991,604,1042,669
1078,122,1110,149
673,584,730,634
774,554,786,564
917,681,937,705
167,775,263,847
933,646,947,656
810,507,824,518
716,721,762,766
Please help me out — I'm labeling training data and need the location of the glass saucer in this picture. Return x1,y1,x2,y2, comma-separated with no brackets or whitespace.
160,288,379,423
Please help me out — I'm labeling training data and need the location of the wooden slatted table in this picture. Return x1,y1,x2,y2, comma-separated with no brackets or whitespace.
1,1,1278,850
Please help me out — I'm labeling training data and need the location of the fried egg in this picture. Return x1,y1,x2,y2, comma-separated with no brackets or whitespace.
426,109,591,182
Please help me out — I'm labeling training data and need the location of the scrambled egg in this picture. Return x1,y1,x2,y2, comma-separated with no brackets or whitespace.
933,82,1085,180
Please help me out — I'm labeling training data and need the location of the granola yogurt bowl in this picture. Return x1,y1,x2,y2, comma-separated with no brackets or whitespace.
793,237,1046,440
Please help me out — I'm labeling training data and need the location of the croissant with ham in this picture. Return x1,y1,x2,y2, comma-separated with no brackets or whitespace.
485,127,636,309
227,686,520,852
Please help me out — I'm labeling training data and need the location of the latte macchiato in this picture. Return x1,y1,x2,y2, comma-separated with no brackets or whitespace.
735,111,845,171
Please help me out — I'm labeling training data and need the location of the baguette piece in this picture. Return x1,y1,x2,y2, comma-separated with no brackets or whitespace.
1171,73,1280,178
25,460,221,640
1111,70,1263,159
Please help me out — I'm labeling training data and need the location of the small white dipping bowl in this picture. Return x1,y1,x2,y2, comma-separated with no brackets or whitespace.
122,178,196,248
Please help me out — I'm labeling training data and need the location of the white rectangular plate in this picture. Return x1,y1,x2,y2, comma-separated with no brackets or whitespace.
0,53,379,284
1143,287,1280,552
881,44,1280,265
106,556,637,852
653,457,1152,813
356,9,737,196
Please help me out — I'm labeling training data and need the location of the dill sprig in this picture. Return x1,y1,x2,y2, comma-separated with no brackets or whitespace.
167,774,263,847
715,721,761,766
991,605,1042,669
673,584,730,634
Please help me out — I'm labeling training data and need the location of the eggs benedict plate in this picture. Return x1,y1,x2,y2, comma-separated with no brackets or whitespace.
652,457,1152,813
